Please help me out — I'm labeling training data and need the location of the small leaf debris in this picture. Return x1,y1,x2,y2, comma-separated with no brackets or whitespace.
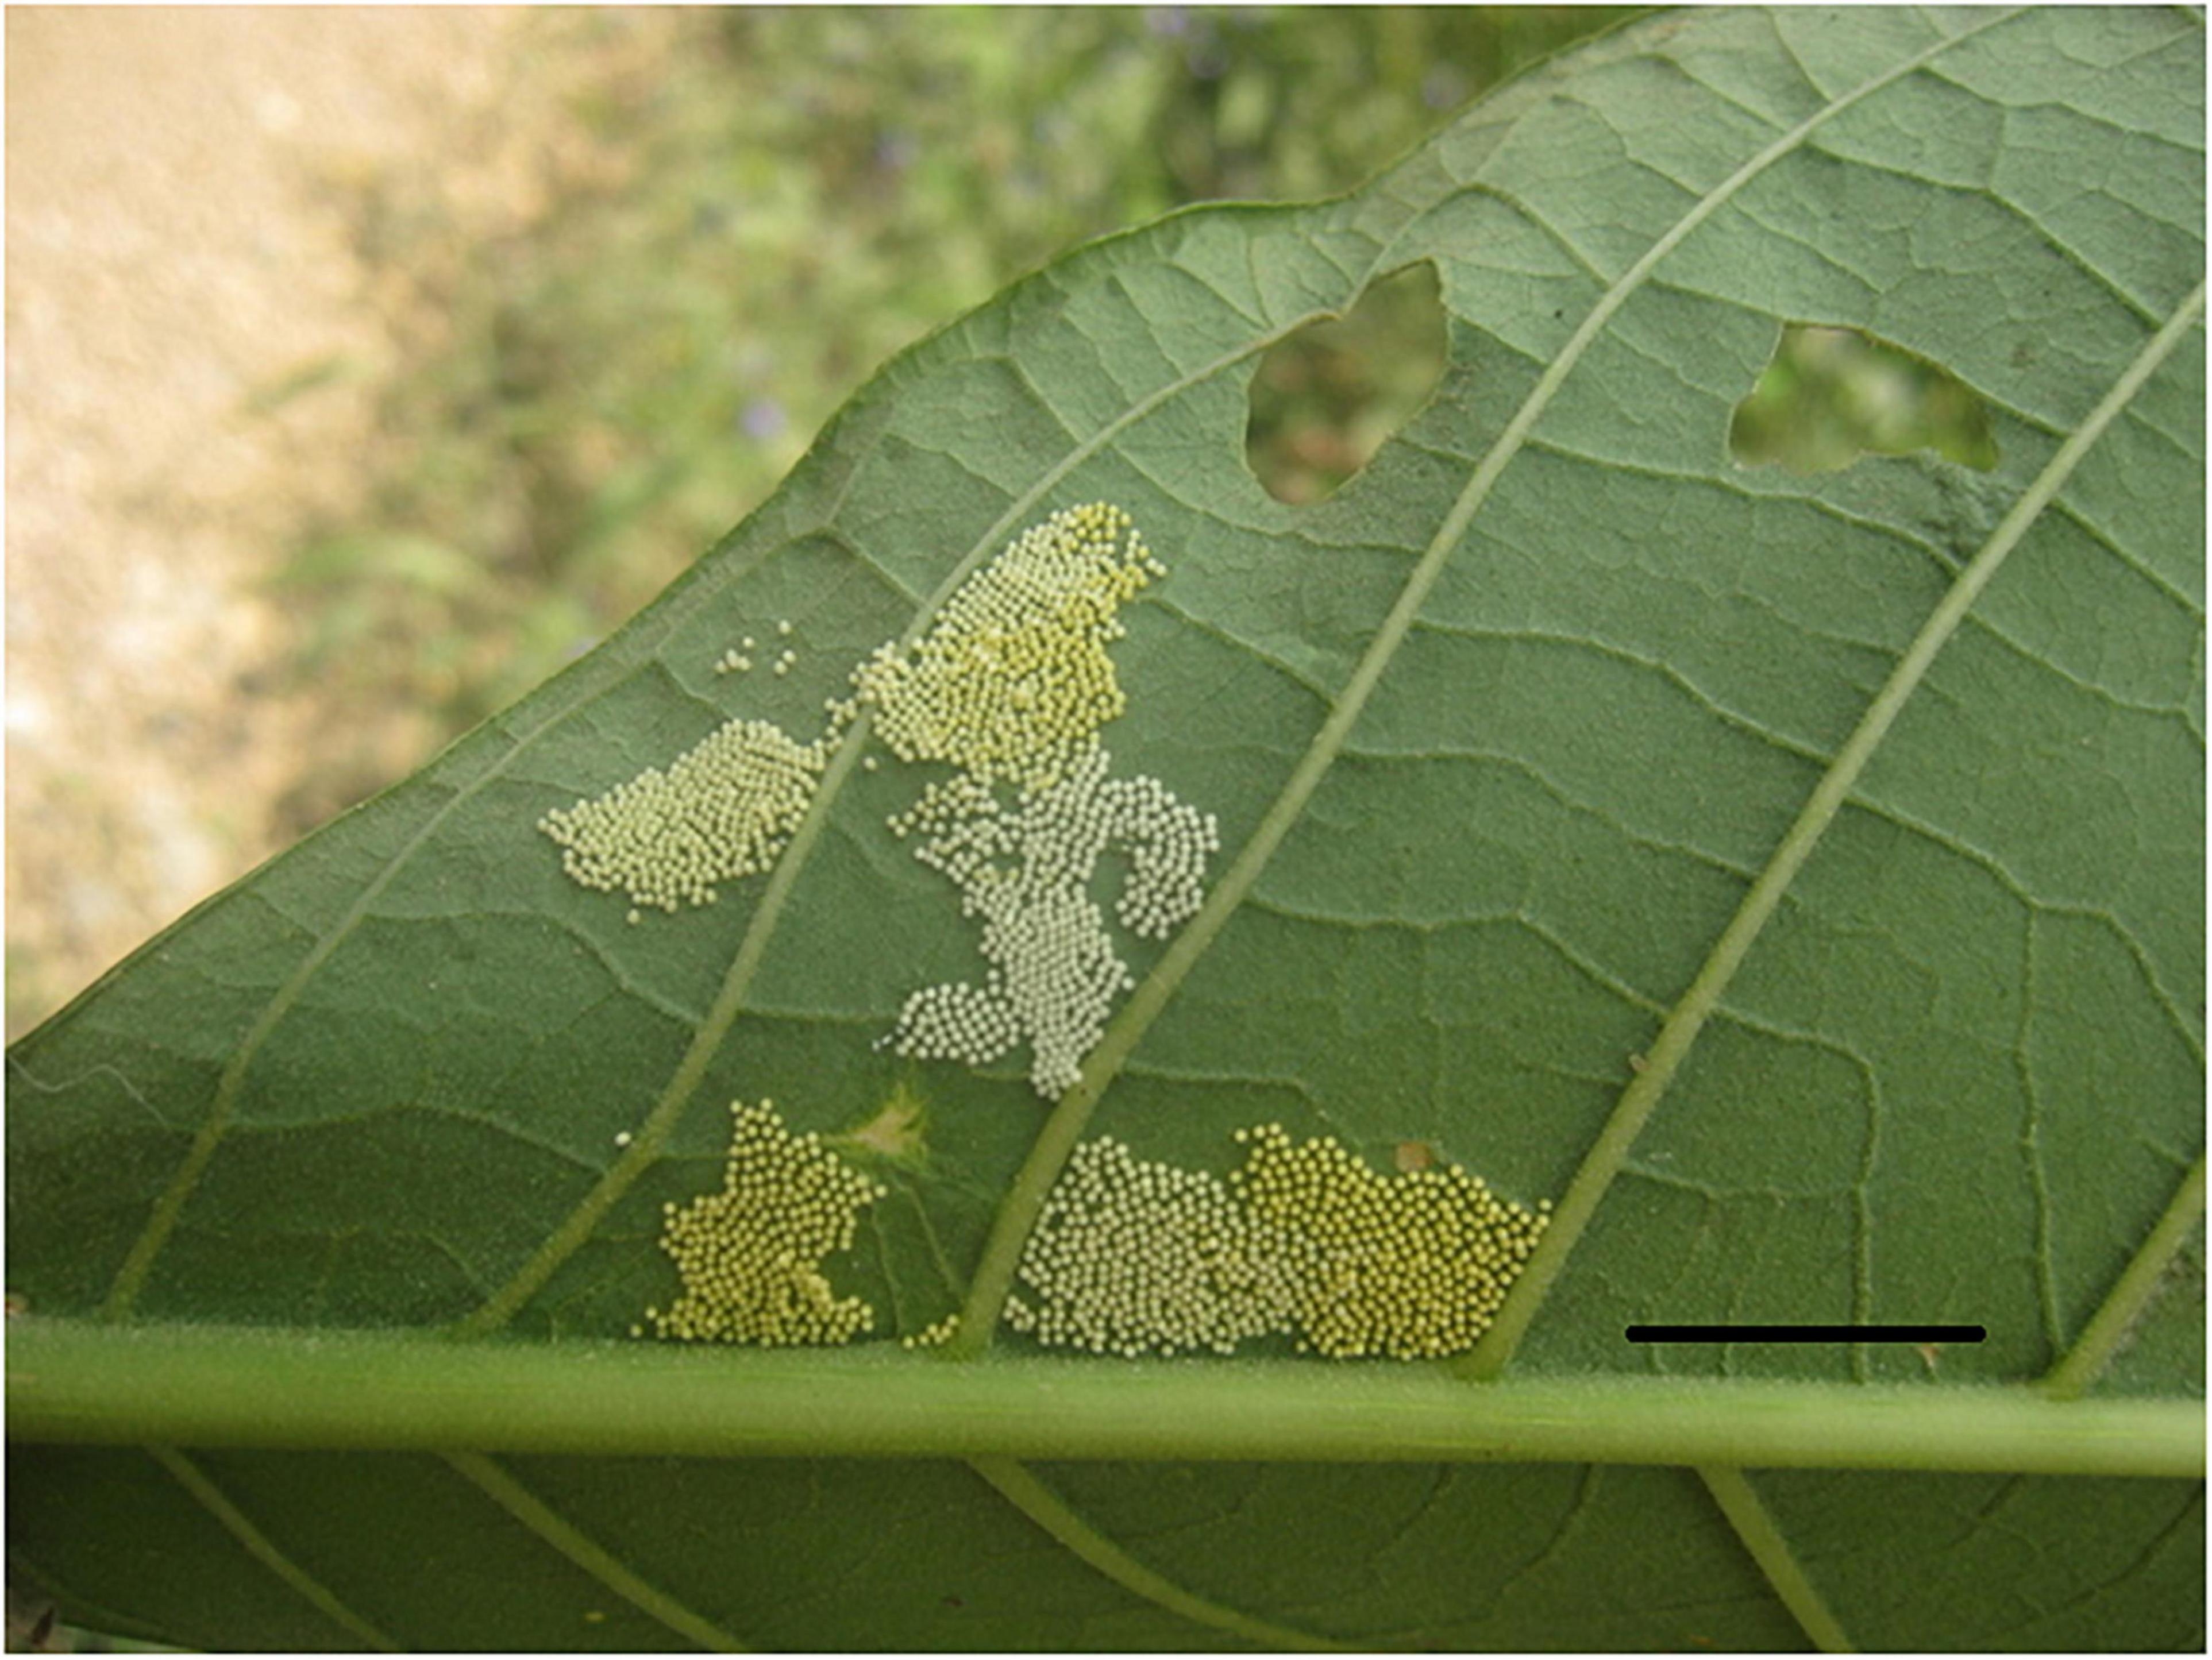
836,1085,928,1161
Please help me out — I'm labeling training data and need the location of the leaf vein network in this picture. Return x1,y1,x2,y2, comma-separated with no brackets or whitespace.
236,1101,613,1186
1309,742,1770,891
150,1445,400,1650
2053,482,2209,619
1405,619,1839,767
1790,143,2174,329
1141,596,1343,702
1418,181,1621,288
549,934,710,1031
955,9,2024,1355
1658,53,1812,138
1113,1057,1328,1111
442,1450,749,1651
1840,798,2202,1057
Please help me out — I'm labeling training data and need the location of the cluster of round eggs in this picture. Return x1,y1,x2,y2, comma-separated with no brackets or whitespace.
882,743,1219,1097
539,502,1219,1109
1232,1124,1551,1360
1097,770,1221,939
1007,1126,1551,1360
852,501,1165,794
1003,1136,1311,1356
537,719,828,918
640,1099,888,1346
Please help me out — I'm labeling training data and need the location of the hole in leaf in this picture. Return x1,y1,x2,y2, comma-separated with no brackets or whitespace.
1729,323,1998,474
1247,261,1447,504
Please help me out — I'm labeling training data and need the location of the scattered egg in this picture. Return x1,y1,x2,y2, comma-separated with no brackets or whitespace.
901,1312,963,1349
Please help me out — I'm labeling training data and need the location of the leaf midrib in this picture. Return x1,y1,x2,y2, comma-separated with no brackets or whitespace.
14,1321,2202,1474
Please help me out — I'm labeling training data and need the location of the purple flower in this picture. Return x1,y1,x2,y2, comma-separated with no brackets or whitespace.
741,399,787,443
875,129,919,173
1423,65,1467,110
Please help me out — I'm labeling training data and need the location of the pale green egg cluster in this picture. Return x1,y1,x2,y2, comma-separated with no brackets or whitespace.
852,501,1165,793
538,719,828,914
641,1098,888,1346
1008,1127,1551,1360
883,744,1220,1097
1004,1136,1310,1356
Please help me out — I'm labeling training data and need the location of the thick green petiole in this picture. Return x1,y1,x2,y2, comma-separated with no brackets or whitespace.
9,1318,2199,1478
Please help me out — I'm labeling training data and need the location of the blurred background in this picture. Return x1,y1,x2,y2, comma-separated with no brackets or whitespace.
6,6,1991,1040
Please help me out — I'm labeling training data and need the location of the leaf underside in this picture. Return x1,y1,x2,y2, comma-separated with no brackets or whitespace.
8,7,2203,1650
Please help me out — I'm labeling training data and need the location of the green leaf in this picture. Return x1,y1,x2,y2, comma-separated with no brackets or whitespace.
9,7,2203,1649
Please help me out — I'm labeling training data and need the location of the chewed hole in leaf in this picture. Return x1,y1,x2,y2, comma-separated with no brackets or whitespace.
1729,322,1998,474
1246,261,1447,504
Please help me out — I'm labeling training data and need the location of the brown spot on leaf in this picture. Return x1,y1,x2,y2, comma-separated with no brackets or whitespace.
838,1083,928,1161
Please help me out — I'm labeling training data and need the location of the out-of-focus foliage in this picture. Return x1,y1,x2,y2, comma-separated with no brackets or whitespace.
267,7,1633,828
1730,324,2001,474
1246,261,1450,504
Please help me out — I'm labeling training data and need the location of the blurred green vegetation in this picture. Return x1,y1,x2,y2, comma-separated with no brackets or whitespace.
265,7,1993,830
1731,323,1999,474
1247,261,1449,504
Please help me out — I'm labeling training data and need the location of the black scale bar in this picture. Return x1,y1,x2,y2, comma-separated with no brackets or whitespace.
1626,1323,1986,1344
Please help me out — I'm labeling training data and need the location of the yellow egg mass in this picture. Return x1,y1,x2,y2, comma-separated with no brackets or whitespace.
643,1098,888,1346
852,501,1165,795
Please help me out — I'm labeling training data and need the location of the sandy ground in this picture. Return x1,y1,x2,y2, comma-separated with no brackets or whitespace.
4,7,606,1036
